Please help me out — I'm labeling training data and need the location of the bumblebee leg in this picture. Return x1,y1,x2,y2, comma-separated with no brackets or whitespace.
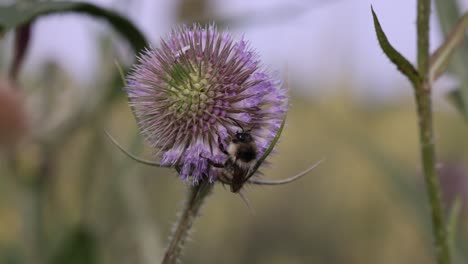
217,136,229,155
200,154,225,168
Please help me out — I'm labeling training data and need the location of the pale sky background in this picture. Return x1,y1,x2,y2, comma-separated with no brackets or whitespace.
7,0,468,99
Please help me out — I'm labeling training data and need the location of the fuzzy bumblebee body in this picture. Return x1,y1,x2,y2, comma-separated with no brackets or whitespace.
203,129,258,192
227,132,257,167
224,132,258,192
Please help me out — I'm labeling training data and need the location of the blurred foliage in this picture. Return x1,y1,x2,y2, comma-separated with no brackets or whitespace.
48,225,97,264
434,0,468,121
447,89,467,121
2,84,468,263
0,0,467,264
0,1,148,53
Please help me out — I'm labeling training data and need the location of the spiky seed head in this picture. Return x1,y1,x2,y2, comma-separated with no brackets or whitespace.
125,24,287,184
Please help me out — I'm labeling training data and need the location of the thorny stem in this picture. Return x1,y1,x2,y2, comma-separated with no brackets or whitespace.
162,180,213,264
415,84,451,264
416,1,451,264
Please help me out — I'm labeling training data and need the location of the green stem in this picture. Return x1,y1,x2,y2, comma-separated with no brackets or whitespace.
417,0,430,75
416,1,451,264
414,85,450,264
162,180,213,264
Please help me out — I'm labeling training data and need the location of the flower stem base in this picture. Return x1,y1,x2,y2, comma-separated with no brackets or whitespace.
162,180,213,264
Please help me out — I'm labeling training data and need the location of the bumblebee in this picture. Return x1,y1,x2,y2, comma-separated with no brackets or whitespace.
204,119,258,192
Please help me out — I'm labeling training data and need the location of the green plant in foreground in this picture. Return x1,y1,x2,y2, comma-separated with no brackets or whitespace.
371,2,468,264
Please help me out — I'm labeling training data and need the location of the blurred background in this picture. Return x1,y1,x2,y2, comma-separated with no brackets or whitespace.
1,0,468,263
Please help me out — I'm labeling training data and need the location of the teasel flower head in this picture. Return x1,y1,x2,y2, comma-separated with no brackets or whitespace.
125,24,287,184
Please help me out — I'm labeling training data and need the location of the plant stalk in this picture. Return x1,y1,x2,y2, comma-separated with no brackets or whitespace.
414,84,450,264
416,1,451,263
417,0,430,76
162,180,213,264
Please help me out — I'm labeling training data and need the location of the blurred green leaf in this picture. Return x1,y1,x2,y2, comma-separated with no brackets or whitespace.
371,6,421,87
446,89,468,121
9,22,32,80
48,225,98,264
0,2,148,53
430,12,468,82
